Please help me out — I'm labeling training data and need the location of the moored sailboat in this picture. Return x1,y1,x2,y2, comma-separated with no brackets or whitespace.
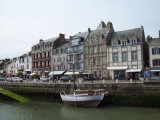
60,89,107,107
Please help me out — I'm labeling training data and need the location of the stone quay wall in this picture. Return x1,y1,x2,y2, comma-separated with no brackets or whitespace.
0,82,160,107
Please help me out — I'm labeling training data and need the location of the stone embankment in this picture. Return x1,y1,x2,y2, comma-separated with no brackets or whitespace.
0,81,160,107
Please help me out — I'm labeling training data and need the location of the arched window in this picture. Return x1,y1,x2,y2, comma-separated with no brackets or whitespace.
97,34,101,43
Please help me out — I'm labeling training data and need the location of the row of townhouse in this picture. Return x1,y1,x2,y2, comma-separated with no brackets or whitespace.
1,21,160,80
2,52,32,77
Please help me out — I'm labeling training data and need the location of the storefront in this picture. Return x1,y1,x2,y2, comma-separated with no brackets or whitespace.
48,71,65,79
126,69,142,80
150,67,160,76
107,66,128,80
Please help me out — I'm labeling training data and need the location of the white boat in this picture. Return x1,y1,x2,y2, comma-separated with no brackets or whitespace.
60,89,107,107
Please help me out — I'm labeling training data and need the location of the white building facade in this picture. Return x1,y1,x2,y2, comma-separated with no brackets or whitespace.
107,26,148,80
23,52,32,77
147,33,160,77
66,33,88,74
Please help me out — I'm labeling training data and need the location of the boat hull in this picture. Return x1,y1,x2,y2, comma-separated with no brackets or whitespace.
60,94,104,107
63,100,102,107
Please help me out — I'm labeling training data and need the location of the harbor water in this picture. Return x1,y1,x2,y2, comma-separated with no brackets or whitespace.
0,101,160,120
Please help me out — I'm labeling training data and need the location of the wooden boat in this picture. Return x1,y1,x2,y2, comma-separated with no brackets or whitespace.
60,89,107,107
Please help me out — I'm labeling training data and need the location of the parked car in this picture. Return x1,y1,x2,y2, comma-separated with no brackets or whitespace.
0,77,6,81
60,76,73,82
150,76,160,80
6,77,12,82
6,77,23,82
40,77,49,82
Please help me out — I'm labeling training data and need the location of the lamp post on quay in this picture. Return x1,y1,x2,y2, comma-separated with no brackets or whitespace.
90,61,93,83
52,64,55,83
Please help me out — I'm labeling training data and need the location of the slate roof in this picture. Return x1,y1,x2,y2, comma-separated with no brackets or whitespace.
34,37,59,46
96,21,107,29
44,37,59,42
73,31,89,40
72,21,113,41
89,27,110,37
111,27,142,41
148,38,160,46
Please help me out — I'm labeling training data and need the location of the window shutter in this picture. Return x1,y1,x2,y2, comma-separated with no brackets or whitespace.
158,60,160,66
152,48,154,55
152,60,155,66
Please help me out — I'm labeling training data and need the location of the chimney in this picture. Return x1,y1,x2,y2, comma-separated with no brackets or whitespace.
88,28,91,33
69,36,72,39
59,33,65,39
39,39,43,43
107,21,113,29
146,35,151,43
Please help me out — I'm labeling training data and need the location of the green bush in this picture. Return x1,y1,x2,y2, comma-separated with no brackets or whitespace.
17,72,23,78
32,74,40,79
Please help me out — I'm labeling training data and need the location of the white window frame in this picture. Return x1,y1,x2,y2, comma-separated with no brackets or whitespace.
122,51,128,62
113,52,118,62
131,51,137,61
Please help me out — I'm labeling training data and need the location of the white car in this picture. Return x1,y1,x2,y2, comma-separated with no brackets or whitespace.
6,77,23,82
40,77,49,82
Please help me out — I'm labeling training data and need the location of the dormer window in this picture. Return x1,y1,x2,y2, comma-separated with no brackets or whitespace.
121,40,127,47
92,35,96,43
130,34,137,45
112,40,118,46
71,38,80,46
131,38,137,45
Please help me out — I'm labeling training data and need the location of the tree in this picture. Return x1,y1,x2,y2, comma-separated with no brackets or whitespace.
32,74,40,79
17,72,23,78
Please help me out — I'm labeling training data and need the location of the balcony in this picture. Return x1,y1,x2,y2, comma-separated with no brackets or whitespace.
67,49,83,54
56,62,63,65
67,59,73,63
32,56,51,61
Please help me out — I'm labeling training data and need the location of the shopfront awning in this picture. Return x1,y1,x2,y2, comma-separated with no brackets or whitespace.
48,71,65,75
30,73,36,76
107,66,128,70
82,73,90,74
64,72,79,75
126,69,142,72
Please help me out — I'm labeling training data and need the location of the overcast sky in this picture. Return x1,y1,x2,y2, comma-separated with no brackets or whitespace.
0,0,160,59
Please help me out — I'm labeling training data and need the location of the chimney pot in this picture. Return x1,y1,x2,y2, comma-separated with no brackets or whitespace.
88,28,91,33
69,36,72,39
59,33,65,39
39,39,43,43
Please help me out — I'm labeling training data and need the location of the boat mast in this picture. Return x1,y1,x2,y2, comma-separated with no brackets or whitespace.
73,54,76,90
73,60,76,90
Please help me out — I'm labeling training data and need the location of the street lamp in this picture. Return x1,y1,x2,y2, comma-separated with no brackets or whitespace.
90,61,93,83
10,66,13,81
52,65,54,82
